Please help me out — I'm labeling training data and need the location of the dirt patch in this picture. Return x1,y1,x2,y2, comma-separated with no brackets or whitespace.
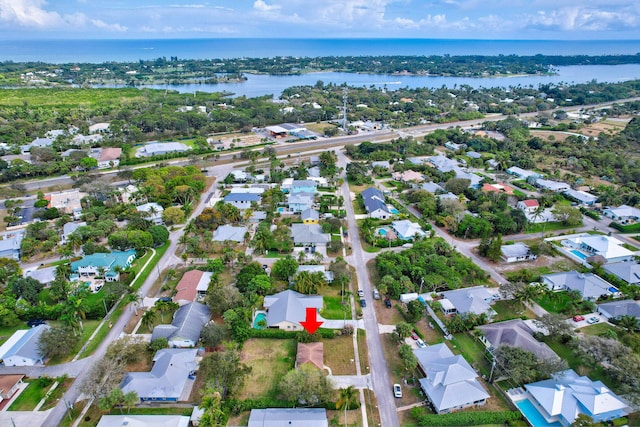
324,335,356,375
327,408,363,427
493,253,575,274
123,308,144,334
237,338,295,400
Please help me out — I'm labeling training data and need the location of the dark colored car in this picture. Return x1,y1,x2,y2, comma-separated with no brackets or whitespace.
27,319,45,328
384,298,392,308
360,298,366,307
158,296,172,302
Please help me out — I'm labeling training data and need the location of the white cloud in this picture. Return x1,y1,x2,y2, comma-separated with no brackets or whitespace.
526,6,638,31
91,19,127,32
253,0,280,12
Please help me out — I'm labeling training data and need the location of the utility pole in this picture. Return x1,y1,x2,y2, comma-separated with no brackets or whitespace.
342,88,348,132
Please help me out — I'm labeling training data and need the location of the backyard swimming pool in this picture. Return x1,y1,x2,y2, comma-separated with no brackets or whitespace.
571,249,588,260
377,228,388,236
390,208,400,214
516,399,562,427
253,312,267,329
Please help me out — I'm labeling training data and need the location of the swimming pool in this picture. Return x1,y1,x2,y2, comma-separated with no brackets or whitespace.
516,399,562,427
253,312,267,329
377,228,388,236
571,249,588,260
390,208,400,214
277,207,285,213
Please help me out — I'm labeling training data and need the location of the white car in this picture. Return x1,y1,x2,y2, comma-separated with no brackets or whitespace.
393,383,402,398
587,316,600,324
416,338,427,348
357,289,364,297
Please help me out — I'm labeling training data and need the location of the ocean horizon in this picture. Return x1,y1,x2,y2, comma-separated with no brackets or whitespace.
1,38,640,63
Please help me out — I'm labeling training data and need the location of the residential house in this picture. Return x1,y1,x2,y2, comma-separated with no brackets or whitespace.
47,190,86,218
223,193,261,210
562,235,635,264
523,369,629,426
0,374,24,401
248,408,328,427
481,183,514,195
535,179,571,192
392,170,424,183
603,262,640,285
135,142,191,157
61,221,86,244
25,266,57,286
291,223,330,248
361,187,393,219
89,123,110,134
118,184,139,204
466,151,482,159
439,286,497,318
501,243,537,263
296,342,324,370
371,160,391,169
262,290,323,331
301,208,320,224
287,192,315,213
391,220,425,240
0,325,49,366
427,155,459,173
486,158,499,169
96,147,122,169
413,343,490,414
0,237,20,260
174,270,213,304
291,180,318,194
421,182,446,194
603,205,640,224
477,319,558,360
21,137,54,154
212,225,248,243
97,415,190,427
71,250,136,282
229,169,249,182
541,271,619,301
295,265,334,283
517,199,539,214
563,189,598,206
121,348,198,402
151,302,211,348
597,299,640,321
445,141,466,151
506,166,542,180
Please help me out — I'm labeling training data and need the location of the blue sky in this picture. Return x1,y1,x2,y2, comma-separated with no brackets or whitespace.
0,0,639,40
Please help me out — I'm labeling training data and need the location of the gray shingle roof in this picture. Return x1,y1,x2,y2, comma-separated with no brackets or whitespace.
1,324,49,363
121,349,197,400
291,223,330,245
598,299,640,320
223,193,261,203
603,262,640,285
151,302,210,344
478,319,558,360
212,225,248,242
361,187,390,214
263,290,323,327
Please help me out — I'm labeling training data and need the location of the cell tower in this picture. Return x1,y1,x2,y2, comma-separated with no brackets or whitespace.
342,88,348,132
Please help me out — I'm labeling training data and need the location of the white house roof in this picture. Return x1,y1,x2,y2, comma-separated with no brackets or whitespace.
96,415,189,427
421,182,445,194
296,265,334,283
391,220,425,240
63,221,87,238
440,286,495,317
263,290,323,327
564,189,598,204
428,155,459,173
25,266,57,285
506,166,541,179
136,202,164,215
565,235,634,261
121,348,197,400
248,408,328,427
603,262,640,285
525,369,628,425
501,242,531,258
535,179,570,192
542,271,617,300
414,343,489,413
301,208,319,221
604,204,640,219
212,225,248,242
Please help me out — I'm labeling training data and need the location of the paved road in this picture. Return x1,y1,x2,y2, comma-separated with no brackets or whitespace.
337,150,400,427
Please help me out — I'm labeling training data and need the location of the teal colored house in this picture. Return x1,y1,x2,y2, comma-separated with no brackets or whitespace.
71,250,136,282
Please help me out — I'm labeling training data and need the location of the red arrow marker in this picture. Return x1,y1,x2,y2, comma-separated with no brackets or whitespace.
300,307,323,334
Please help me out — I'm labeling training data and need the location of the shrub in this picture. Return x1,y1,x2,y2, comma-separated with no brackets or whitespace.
409,408,523,426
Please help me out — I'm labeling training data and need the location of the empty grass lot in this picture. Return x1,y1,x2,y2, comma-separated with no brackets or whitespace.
491,300,536,321
8,378,53,411
323,335,356,375
237,338,296,400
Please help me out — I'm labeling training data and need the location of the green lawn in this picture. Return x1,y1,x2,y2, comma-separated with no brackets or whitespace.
449,333,492,377
321,295,352,320
534,292,573,313
581,322,620,336
491,300,535,321
8,378,53,411
622,243,640,251
0,323,26,345
525,221,582,234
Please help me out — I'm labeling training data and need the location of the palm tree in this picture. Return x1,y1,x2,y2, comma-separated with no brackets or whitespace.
336,386,358,427
514,282,540,312
141,308,158,331
123,391,138,414
617,315,639,332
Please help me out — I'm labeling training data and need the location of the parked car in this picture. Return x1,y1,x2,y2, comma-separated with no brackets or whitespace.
373,288,380,299
393,383,402,398
360,298,366,308
416,338,427,348
27,319,45,328
587,316,600,324
158,296,172,302
357,289,365,298
411,330,419,340
573,315,585,322
384,298,392,308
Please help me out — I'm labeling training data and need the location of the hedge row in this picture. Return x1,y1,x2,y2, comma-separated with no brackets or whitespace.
610,221,640,233
247,328,336,340
225,398,345,415
409,408,523,426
